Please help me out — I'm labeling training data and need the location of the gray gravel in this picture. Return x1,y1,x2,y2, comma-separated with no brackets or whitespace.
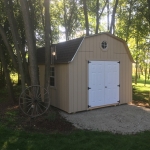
60,104,150,134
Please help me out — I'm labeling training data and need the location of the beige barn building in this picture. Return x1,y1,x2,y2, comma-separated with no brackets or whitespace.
37,32,134,113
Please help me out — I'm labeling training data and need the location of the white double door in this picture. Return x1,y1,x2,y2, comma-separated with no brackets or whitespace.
88,61,119,107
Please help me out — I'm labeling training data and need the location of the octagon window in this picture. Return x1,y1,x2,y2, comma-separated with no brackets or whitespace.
101,41,107,50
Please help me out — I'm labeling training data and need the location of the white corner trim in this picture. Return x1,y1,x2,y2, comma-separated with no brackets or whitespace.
70,37,85,63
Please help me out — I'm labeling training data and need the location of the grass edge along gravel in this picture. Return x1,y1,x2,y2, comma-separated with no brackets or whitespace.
1,125,150,150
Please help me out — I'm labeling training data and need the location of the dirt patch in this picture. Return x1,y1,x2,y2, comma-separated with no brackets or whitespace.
0,102,76,133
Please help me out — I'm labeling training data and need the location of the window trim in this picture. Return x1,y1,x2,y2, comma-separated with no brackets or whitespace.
50,66,55,87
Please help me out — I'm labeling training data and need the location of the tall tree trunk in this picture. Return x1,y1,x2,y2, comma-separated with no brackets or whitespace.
147,0,150,22
148,67,150,80
40,0,45,30
0,61,5,88
28,0,36,45
63,0,68,41
83,0,89,36
0,46,15,103
4,0,26,91
4,0,30,86
135,37,139,85
44,0,51,90
135,56,138,85
20,0,39,86
95,0,100,34
0,24,18,71
144,64,147,86
125,1,132,42
95,0,107,34
110,0,119,34
63,0,76,41
107,0,109,31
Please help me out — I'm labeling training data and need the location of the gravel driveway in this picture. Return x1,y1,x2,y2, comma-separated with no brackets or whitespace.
60,104,150,134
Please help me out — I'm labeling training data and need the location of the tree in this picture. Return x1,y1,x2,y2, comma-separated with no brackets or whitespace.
63,0,78,40
4,0,26,91
110,0,119,34
82,0,89,36
107,0,109,31
0,45,15,103
95,0,108,34
0,24,18,71
44,0,51,90
19,0,39,86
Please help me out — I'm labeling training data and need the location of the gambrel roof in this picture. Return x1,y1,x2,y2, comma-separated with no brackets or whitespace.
37,33,134,64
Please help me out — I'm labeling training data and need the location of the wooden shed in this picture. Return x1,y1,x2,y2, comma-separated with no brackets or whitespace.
37,32,134,113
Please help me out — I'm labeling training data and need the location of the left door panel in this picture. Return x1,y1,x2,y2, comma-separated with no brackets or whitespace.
88,61,105,107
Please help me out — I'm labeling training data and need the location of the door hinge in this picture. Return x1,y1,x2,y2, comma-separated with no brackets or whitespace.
88,61,91,64
117,100,120,103
88,105,91,108
117,61,120,64
88,87,91,90
117,84,120,87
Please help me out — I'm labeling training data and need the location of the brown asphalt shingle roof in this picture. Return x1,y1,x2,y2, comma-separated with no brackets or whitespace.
37,37,84,64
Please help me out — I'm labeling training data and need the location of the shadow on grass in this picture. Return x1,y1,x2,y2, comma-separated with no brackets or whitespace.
132,85,149,104
1,125,150,150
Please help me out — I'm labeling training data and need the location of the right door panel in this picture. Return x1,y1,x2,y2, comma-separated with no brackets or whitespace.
104,61,119,105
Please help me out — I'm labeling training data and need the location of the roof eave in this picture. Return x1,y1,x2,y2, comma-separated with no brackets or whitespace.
69,37,85,62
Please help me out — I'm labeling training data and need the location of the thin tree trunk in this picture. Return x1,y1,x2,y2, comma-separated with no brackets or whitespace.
144,64,147,86
140,67,143,75
107,0,109,31
4,0,26,91
135,37,139,85
95,0,107,34
40,0,45,30
0,24,18,71
63,0,76,41
110,0,119,34
125,1,132,42
0,46,15,103
0,63,5,86
95,0,100,34
63,0,68,41
135,56,138,85
83,0,89,36
148,67,150,80
147,0,150,22
28,0,36,46
44,0,51,90
20,0,39,86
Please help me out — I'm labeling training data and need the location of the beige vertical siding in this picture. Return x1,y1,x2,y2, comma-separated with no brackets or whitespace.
68,34,132,113
38,64,69,112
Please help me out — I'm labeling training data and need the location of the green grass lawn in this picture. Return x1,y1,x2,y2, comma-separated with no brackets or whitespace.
1,125,150,150
132,75,150,103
